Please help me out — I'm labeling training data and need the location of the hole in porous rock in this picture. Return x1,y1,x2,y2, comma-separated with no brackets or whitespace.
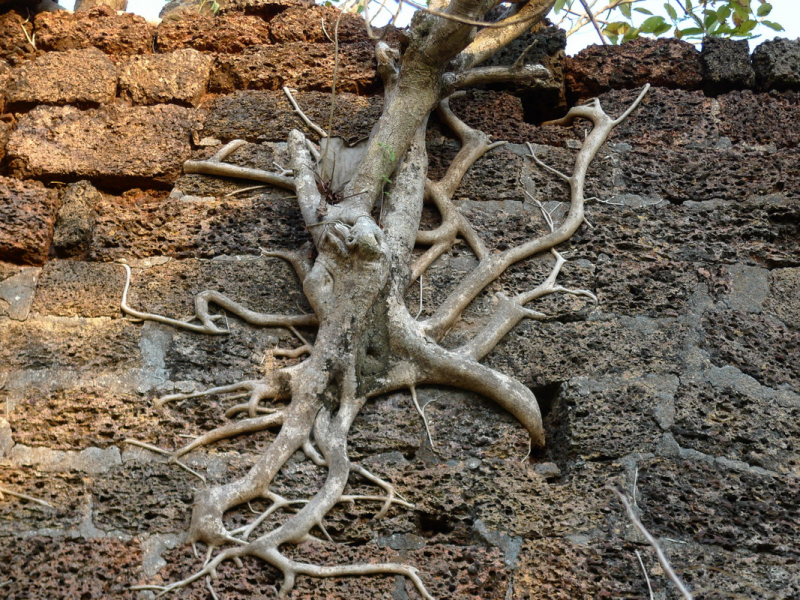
417,511,455,537
531,381,562,419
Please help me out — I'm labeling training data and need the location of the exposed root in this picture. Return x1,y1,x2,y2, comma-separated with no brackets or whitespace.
119,263,317,336
611,487,694,600
410,385,437,451
0,486,53,508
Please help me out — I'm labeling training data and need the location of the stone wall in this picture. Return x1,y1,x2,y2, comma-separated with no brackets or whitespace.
1,4,799,599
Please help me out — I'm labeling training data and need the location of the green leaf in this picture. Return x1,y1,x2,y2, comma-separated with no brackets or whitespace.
685,0,692,11
633,7,653,14
738,18,758,33
652,22,672,36
762,20,785,31
716,5,731,21
554,0,567,14
640,15,666,33
622,26,641,41
679,26,705,35
664,3,678,20
756,2,772,16
620,1,632,19
704,12,717,28
604,21,627,34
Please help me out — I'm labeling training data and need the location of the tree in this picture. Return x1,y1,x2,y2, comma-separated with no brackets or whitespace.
123,1,649,597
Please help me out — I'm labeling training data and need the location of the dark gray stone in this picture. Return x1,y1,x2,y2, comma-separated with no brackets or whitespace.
700,37,755,94
753,37,800,91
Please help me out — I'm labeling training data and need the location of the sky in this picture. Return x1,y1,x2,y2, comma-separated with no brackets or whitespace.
63,0,798,55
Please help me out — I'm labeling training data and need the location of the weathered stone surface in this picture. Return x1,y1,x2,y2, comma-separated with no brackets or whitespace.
155,13,271,53
269,5,369,44
31,260,123,317
753,37,800,91
209,42,379,94
89,189,307,261
673,365,800,475
638,457,800,554
548,374,677,461
34,6,155,54
52,181,101,257
700,36,755,94
5,48,117,108
565,38,703,101
717,89,800,149
159,0,218,20
447,90,538,144
701,309,800,390
767,267,800,329
218,0,311,17
201,89,381,143
0,316,141,370
0,536,143,598
0,10,34,62
7,104,194,189
0,265,39,320
0,176,60,265
75,0,128,11
119,48,213,106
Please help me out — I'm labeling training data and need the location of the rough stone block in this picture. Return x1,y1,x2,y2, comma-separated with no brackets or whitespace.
0,466,90,534
89,190,308,261
0,265,39,320
155,13,271,53
0,317,141,371
53,181,101,258
0,536,143,598
547,374,678,461
767,267,800,329
0,115,12,163
0,10,34,62
717,89,800,149
119,48,213,106
674,365,800,474
209,41,379,94
700,36,756,94
565,37,703,101
269,5,369,44
5,48,118,108
34,5,155,54
638,457,800,554
201,89,381,143
753,37,800,91
31,260,124,318
0,176,60,265
7,104,194,189
701,309,800,390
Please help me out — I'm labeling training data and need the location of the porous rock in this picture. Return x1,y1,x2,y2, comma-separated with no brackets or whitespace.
201,89,381,143
119,48,213,106
566,37,703,102
752,37,800,91
31,259,124,317
52,180,101,257
717,89,800,150
155,13,271,53
209,41,379,94
7,104,194,189
0,9,35,62
0,536,143,599
34,5,155,54
0,176,60,265
700,36,756,94
268,5,369,44
5,48,118,108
